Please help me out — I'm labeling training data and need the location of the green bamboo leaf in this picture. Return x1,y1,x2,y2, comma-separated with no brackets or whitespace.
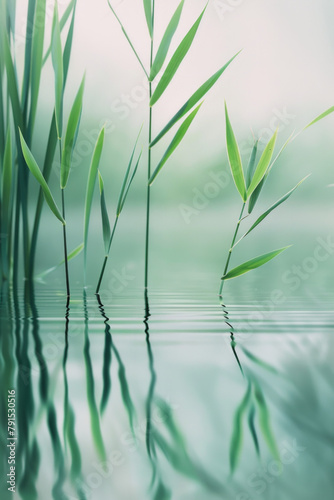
35,243,84,282
98,172,111,255
116,126,142,215
2,129,12,225
60,75,85,189
21,0,37,114
239,176,309,242
150,5,207,106
248,132,294,214
143,0,153,37
253,381,280,462
28,0,47,134
63,0,77,85
229,385,251,474
51,4,64,139
246,141,258,188
150,51,240,147
0,64,5,154
246,129,278,199
6,0,17,36
222,247,290,281
84,127,105,269
150,0,185,81
19,130,64,224
118,152,142,215
149,103,202,185
225,103,246,201
42,0,76,66
304,105,334,129
1,29,24,131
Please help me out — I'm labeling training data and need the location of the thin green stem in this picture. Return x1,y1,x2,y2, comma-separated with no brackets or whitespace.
219,202,246,296
96,216,119,295
144,0,155,291
61,188,70,298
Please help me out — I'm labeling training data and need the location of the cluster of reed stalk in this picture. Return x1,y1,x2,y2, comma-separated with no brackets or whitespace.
0,0,333,300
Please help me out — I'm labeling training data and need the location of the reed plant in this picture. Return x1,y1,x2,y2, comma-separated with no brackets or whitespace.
219,103,334,297
107,0,239,290
0,0,78,292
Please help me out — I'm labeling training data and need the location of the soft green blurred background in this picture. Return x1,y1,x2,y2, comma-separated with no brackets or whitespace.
15,0,334,295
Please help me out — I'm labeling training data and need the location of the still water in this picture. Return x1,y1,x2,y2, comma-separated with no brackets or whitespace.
0,285,333,500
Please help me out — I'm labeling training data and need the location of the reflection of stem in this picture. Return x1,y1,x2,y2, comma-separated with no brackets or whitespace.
96,294,113,415
83,290,106,461
62,301,87,499
220,300,244,377
96,293,136,431
144,290,157,461
219,202,246,296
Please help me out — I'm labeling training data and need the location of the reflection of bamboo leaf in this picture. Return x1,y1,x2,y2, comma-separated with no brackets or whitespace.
153,428,223,494
83,292,106,461
153,479,172,500
248,403,260,457
113,346,136,433
47,405,67,500
229,384,251,474
100,326,112,415
254,381,281,463
241,346,280,375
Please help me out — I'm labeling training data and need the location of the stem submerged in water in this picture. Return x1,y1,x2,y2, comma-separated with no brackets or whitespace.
219,202,246,297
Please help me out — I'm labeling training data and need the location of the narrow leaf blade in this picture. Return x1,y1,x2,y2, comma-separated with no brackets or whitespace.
42,0,76,67
116,126,142,214
51,4,64,138
61,75,85,188
222,247,290,281
151,51,240,147
304,106,334,129
84,127,105,264
248,131,294,214
98,172,111,255
19,130,64,224
150,0,185,81
243,176,309,239
149,103,202,185
143,0,153,37
246,129,278,199
150,6,207,106
2,129,12,224
246,141,258,188
36,243,84,281
118,151,142,215
225,103,246,201
28,0,47,134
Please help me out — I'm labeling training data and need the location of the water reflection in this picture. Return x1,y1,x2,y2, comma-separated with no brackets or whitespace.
0,285,333,499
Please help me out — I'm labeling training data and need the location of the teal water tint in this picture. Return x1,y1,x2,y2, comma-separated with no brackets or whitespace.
0,286,333,500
